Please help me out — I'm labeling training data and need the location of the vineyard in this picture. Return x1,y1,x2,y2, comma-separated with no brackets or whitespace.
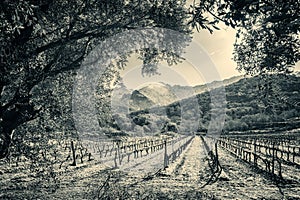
75,132,300,199
215,133,300,182
82,135,194,172
1,131,300,199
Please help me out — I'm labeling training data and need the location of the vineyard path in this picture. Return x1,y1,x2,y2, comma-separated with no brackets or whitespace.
122,136,211,197
124,136,289,199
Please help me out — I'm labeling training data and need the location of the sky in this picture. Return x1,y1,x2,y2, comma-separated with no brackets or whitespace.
120,25,300,90
121,26,238,89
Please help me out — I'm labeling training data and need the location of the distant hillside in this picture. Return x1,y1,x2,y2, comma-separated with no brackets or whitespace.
128,74,300,134
195,74,300,133
193,75,244,94
129,83,179,111
129,75,244,112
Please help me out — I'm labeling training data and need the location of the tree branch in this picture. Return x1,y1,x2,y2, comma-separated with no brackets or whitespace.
204,5,228,25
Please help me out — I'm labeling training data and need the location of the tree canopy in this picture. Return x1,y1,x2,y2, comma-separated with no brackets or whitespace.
1,0,299,159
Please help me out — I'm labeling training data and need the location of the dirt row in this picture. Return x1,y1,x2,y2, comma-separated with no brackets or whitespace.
122,136,299,199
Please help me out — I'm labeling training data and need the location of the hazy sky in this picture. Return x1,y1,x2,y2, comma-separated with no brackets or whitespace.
121,26,300,89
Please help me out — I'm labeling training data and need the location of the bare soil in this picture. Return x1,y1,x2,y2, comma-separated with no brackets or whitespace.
1,136,299,199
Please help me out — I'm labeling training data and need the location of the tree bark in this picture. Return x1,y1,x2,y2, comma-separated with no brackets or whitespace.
0,101,39,159
0,131,11,159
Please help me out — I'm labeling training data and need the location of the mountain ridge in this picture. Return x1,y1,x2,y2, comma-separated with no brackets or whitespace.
128,73,300,135
129,75,244,111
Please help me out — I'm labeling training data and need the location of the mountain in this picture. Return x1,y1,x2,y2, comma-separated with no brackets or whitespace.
173,74,300,133
129,90,155,111
129,75,244,111
128,74,300,134
129,83,179,111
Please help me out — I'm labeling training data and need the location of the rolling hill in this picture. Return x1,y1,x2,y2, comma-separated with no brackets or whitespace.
128,74,300,134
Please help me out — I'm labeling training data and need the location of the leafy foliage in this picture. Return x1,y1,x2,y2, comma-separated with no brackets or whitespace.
0,0,190,159
230,0,300,75
190,0,299,75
